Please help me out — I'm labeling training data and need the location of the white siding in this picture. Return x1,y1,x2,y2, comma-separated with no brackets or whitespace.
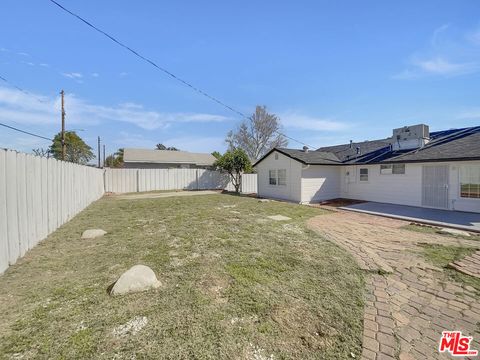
340,161,480,213
256,151,302,202
341,163,423,206
301,165,341,203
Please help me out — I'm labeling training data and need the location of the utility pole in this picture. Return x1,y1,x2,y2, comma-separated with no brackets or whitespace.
103,144,106,168
97,136,101,168
60,90,66,161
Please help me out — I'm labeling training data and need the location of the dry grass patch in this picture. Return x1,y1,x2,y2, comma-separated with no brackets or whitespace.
0,194,364,359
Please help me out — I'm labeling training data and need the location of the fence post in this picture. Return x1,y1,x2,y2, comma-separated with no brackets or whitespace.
196,169,199,190
136,170,140,193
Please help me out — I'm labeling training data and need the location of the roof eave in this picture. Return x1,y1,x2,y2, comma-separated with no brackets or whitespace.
253,148,308,167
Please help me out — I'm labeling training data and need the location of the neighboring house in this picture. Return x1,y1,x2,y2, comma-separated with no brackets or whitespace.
254,124,480,213
123,148,217,169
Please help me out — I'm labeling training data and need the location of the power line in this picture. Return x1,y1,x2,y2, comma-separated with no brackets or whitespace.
0,122,52,141
48,0,315,149
0,75,49,103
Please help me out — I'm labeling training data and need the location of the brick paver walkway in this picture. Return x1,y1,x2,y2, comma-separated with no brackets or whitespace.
307,211,480,360
450,250,480,279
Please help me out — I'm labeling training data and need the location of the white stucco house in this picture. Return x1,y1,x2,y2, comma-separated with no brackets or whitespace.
254,124,480,213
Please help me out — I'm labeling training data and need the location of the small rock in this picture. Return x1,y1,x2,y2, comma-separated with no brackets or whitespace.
112,316,148,337
258,199,270,203
437,228,471,237
110,265,161,296
222,204,236,208
81,229,107,239
267,215,291,221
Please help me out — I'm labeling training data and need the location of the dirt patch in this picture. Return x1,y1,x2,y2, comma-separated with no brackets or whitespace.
310,198,366,208
198,274,229,304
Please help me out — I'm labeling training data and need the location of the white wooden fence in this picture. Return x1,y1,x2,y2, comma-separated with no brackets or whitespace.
104,168,257,194
0,149,104,273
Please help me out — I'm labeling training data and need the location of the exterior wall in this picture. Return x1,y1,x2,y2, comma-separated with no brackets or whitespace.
340,161,480,213
256,151,302,202
301,165,341,203
341,163,423,207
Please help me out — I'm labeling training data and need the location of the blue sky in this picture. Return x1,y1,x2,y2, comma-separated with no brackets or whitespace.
1,0,480,157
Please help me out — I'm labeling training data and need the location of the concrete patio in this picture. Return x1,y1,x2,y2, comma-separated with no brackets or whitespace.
340,202,480,232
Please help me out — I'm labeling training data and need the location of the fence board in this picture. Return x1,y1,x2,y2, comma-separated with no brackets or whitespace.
0,151,8,273
5,150,19,264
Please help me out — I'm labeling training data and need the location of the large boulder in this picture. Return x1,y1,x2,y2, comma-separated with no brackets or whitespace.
110,265,161,296
81,229,107,239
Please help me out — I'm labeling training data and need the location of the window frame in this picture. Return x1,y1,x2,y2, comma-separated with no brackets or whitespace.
380,163,405,175
277,169,287,186
269,169,277,186
359,168,369,182
459,165,480,199
268,169,287,186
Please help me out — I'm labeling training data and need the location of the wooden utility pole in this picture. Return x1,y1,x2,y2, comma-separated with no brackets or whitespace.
97,136,101,168
103,144,106,168
60,90,66,161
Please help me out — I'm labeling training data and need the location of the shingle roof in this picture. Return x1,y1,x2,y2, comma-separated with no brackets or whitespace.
317,139,392,163
275,148,342,165
254,126,480,167
124,148,216,166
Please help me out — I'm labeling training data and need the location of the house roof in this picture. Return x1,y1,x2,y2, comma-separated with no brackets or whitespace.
123,148,216,166
253,126,480,167
268,148,343,165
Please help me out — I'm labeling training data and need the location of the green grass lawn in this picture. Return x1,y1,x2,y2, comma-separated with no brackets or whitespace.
402,223,480,241
0,194,364,359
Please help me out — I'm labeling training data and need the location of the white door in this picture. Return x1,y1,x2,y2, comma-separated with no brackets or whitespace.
422,165,449,209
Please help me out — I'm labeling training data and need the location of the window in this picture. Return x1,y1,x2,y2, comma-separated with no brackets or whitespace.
359,168,368,181
460,166,480,199
274,153,279,160
393,164,406,174
278,169,287,185
269,170,277,185
380,165,392,175
380,164,405,175
268,169,287,186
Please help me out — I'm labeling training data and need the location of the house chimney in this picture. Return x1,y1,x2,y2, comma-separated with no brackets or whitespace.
349,140,353,148
356,147,360,155
302,145,309,152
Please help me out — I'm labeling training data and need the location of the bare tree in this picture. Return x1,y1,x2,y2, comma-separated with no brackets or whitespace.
226,105,288,161
155,143,179,151
32,148,51,158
